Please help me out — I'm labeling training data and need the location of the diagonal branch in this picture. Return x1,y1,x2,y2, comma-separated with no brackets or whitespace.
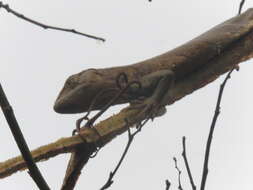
0,1,105,42
200,69,234,190
100,119,148,190
238,0,246,15
0,106,145,180
165,180,171,190
0,84,50,190
181,137,196,190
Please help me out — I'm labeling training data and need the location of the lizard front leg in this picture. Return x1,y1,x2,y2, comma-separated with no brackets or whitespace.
130,70,175,120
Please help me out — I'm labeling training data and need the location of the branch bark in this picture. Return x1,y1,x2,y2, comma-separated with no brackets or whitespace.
1,8,253,185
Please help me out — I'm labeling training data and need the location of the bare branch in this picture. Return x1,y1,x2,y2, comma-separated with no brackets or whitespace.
238,0,246,15
165,180,171,190
173,157,183,190
0,1,105,42
200,69,235,190
0,83,50,190
181,137,196,190
100,119,149,190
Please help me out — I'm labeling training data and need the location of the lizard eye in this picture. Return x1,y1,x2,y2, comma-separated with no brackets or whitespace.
66,76,78,88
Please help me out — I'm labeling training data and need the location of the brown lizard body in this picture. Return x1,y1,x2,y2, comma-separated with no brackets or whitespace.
54,10,253,190
54,9,253,114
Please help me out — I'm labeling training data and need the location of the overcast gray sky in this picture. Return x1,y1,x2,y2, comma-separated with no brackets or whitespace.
0,0,252,189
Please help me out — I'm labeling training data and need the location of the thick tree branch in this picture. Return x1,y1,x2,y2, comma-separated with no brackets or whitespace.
1,9,253,181
0,106,145,179
54,9,253,113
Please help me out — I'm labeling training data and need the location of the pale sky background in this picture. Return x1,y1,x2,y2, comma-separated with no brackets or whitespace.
0,0,252,189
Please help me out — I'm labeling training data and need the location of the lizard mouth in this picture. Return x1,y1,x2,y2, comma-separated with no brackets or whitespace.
53,82,114,114
53,83,89,114
53,97,83,114
53,99,76,114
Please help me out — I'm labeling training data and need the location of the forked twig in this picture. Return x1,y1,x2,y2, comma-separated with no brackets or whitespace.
0,1,105,42
100,118,149,190
0,84,50,190
200,69,234,190
181,137,196,190
173,157,183,190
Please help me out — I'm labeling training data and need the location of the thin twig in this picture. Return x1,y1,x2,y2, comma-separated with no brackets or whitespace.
100,119,149,190
173,157,183,190
181,137,196,190
0,83,50,190
165,179,171,190
0,1,105,42
238,0,246,15
200,69,234,190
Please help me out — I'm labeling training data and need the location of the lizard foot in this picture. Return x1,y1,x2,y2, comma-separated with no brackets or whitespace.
72,113,90,136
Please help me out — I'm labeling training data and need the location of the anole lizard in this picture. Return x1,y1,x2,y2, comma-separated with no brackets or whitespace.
54,69,175,121
54,10,253,189
55,69,175,190
54,9,253,117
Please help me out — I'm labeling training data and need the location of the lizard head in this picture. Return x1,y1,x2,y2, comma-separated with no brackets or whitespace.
54,69,107,113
